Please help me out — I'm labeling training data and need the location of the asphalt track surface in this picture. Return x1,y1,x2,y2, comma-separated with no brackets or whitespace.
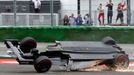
0,64,134,75
0,43,134,75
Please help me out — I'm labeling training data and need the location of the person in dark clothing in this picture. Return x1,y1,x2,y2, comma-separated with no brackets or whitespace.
116,0,127,25
63,15,69,25
116,3,124,24
76,14,83,25
5,5,11,12
106,0,113,24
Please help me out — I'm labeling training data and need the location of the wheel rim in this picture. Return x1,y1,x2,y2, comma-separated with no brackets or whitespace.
115,54,129,69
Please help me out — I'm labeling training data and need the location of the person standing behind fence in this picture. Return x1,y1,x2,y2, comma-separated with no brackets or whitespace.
106,0,113,25
97,3,105,25
116,1,127,25
84,14,93,25
76,14,83,26
32,0,41,13
69,14,76,26
63,15,69,25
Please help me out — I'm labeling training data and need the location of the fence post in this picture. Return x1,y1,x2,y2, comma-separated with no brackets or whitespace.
94,11,97,25
58,10,62,25
127,0,131,25
77,0,80,14
13,0,17,26
50,0,54,26
89,0,91,17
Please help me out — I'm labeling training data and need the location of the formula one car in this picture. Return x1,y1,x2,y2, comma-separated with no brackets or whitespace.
4,36,129,73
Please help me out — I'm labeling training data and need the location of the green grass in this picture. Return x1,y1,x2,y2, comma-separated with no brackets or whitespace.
0,26,134,43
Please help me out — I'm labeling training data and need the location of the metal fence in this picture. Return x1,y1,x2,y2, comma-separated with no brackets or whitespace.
0,13,59,26
0,10,134,26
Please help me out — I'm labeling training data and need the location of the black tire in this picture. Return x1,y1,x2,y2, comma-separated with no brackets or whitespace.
102,36,116,45
105,54,129,70
34,56,52,73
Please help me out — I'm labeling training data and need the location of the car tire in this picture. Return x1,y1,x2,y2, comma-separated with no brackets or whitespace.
34,56,52,73
105,54,129,70
114,54,129,70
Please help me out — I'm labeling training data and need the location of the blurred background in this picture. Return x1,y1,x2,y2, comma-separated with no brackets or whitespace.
0,0,132,26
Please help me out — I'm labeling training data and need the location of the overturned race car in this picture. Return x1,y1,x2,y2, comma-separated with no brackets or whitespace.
4,36,129,73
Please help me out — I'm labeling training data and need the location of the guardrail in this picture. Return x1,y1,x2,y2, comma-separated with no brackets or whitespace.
0,13,59,26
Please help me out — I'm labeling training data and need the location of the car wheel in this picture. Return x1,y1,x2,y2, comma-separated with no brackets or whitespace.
105,54,129,70
114,54,129,70
34,56,52,73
